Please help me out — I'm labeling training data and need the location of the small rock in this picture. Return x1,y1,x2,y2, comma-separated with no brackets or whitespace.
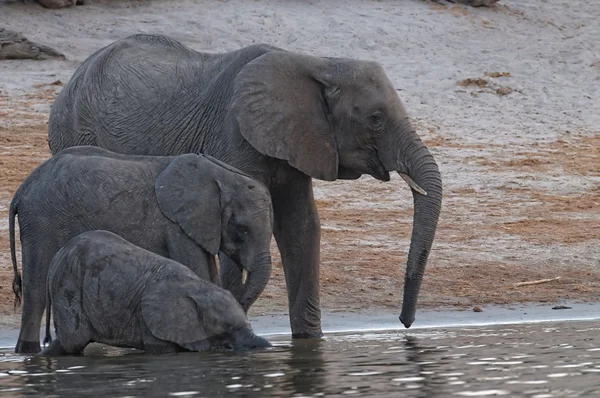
0,28,64,60
552,305,572,310
473,306,483,312
496,86,514,96
485,71,511,78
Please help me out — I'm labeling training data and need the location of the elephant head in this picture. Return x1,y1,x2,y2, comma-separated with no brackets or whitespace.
141,267,271,351
231,52,442,327
155,154,274,312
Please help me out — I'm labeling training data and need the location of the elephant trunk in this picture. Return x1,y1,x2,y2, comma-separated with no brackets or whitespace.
234,328,272,350
240,251,272,313
382,118,443,328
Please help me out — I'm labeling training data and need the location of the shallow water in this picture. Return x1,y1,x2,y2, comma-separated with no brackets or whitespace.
1,320,600,397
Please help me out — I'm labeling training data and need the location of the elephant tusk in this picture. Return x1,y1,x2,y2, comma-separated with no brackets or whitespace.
398,172,427,196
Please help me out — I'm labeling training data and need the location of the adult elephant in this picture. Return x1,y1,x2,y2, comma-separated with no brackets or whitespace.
48,34,442,338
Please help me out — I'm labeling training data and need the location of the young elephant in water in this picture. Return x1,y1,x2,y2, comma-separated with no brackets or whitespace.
40,230,271,356
11,146,273,354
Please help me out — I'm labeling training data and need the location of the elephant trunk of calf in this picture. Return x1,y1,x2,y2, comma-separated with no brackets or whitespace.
382,119,443,328
240,251,272,312
233,328,271,350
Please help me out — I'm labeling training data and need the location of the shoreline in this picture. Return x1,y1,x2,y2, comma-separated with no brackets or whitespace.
2,301,599,348
252,301,600,338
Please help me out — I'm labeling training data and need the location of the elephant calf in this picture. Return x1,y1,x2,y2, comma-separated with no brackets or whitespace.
11,146,273,354
40,230,271,356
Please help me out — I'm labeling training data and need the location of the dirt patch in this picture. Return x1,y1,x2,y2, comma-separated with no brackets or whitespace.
457,77,489,88
485,71,512,78
425,262,600,307
500,218,600,245
474,135,600,175
456,75,519,97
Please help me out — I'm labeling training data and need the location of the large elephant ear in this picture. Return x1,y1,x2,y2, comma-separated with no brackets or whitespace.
155,154,221,255
141,268,208,346
231,51,339,181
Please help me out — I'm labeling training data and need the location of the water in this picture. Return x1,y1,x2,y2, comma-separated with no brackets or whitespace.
1,320,600,397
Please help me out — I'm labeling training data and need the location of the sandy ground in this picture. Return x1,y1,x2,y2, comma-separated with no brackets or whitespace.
0,0,599,329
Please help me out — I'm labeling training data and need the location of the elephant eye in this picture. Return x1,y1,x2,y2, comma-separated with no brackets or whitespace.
233,225,249,243
368,112,385,128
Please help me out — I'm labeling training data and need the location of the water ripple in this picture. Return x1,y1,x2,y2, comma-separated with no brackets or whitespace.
0,320,599,397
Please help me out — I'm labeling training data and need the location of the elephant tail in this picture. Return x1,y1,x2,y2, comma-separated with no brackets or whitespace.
9,197,22,309
43,279,52,346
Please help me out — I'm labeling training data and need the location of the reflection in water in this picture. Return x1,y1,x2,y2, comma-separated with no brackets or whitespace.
280,339,327,396
1,320,600,397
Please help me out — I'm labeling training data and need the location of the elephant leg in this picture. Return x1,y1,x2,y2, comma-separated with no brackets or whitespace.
15,245,52,354
166,231,212,282
271,174,322,339
219,251,244,302
15,292,44,354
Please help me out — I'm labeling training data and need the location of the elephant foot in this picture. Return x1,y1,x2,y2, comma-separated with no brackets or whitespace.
289,308,324,340
291,331,324,340
15,340,41,354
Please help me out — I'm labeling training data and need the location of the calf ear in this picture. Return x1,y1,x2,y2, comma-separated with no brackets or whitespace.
155,154,222,255
141,269,209,347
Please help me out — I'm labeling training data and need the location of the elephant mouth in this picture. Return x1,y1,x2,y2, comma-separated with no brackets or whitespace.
228,250,242,266
337,152,390,182
367,156,390,182
337,166,362,180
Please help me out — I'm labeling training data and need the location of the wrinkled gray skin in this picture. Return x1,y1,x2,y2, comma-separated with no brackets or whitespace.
11,146,273,354
40,230,271,356
48,34,443,339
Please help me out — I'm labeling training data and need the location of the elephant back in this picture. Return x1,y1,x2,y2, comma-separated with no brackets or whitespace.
75,231,164,337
